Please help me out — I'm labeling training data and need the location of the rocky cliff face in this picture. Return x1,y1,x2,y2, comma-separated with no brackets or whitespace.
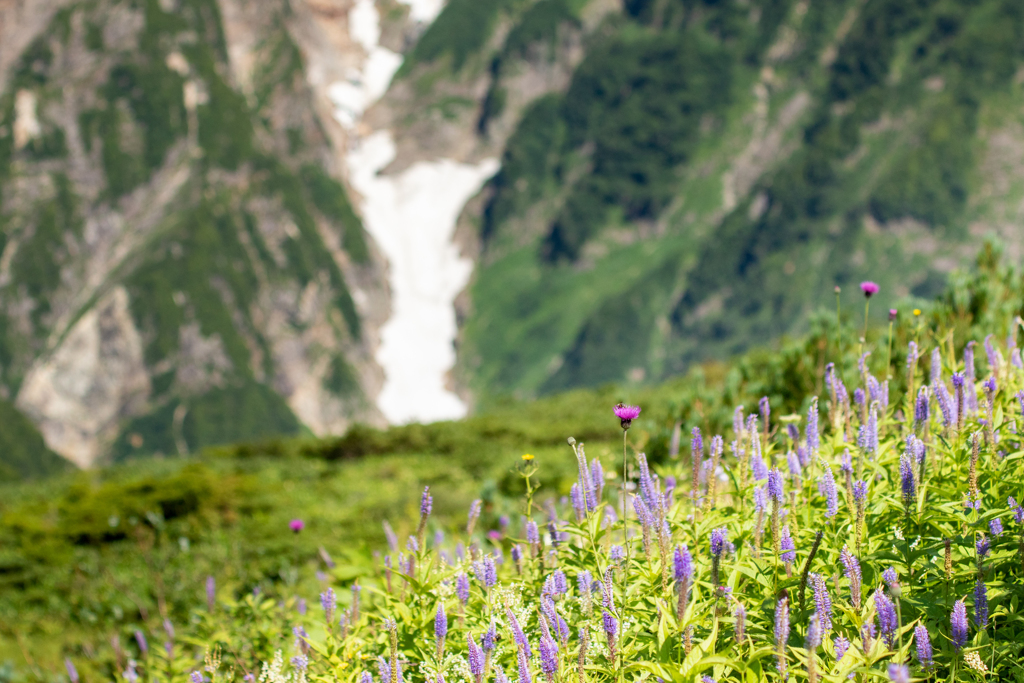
0,0,393,467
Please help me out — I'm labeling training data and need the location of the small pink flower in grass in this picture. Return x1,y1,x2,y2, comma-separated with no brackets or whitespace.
889,309,898,321
613,403,641,430
289,519,305,533
860,281,880,298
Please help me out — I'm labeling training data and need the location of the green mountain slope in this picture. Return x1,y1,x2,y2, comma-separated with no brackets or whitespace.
0,0,383,467
433,0,1024,402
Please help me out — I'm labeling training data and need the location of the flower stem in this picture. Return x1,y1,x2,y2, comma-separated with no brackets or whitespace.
885,320,895,380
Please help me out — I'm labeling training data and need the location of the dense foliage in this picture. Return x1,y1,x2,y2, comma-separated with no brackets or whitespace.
72,272,1024,683
2,254,1022,683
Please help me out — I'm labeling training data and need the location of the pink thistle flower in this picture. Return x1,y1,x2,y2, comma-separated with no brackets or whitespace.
289,519,305,533
889,309,898,321
860,281,880,298
613,403,641,430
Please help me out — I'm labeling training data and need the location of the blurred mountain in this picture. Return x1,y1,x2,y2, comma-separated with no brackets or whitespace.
381,0,1024,403
4,0,1024,472
0,0,392,469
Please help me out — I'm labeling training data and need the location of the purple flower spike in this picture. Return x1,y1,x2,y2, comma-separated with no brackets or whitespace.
66,659,79,683
774,597,790,678
767,468,785,504
976,535,990,559
780,526,795,564
861,622,877,652
806,615,822,650
467,633,484,681
990,518,1003,536
434,603,447,652
887,664,909,683
860,281,879,297
951,600,969,650
614,403,641,430
819,466,838,518
882,567,899,593
421,487,433,518
456,573,470,604
734,603,746,642
507,609,532,658
914,623,933,670
874,592,898,647
974,579,988,626
806,398,820,457
538,628,558,680
320,587,336,625
1010,497,1024,524
674,544,693,582
516,646,532,683
602,610,618,662
915,387,929,425
811,574,833,631
526,520,540,545
853,480,868,503
710,527,731,557
834,635,850,661
206,576,216,611
840,546,862,609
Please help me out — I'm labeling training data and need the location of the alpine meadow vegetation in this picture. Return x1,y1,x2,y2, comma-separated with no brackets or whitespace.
0,245,1018,682
67,247,1024,683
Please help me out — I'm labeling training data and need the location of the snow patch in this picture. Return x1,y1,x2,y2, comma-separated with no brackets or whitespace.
398,0,445,23
327,0,402,129
347,133,498,423
331,0,499,423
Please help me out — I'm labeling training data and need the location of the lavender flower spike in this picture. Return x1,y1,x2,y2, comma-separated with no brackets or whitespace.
840,546,862,610
899,454,916,511
914,623,933,670
434,603,447,659
819,466,838,518
734,603,746,643
767,468,785,504
780,526,795,564
914,387,929,426
507,609,532,658
974,579,989,627
774,597,790,679
421,487,433,518
467,634,484,683
320,587,336,625
602,610,618,664
887,664,910,683
874,591,898,647
538,628,558,683
951,599,969,650
811,574,833,631
806,398,820,459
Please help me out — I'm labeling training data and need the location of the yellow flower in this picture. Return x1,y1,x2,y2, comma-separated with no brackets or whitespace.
521,453,534,461
913,309,922,316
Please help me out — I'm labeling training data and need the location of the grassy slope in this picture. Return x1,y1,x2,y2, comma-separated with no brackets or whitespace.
457,0,1024,403
1,247,1021,674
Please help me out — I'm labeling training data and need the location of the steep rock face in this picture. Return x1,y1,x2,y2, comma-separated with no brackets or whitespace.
0,0,389,466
